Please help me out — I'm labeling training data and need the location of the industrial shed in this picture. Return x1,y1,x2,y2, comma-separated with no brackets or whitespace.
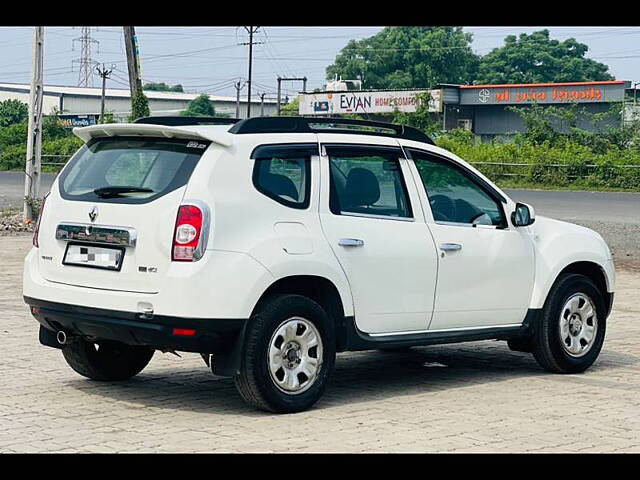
0,82,277,120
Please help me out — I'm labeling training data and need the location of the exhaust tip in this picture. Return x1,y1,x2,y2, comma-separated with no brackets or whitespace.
56,330,67,345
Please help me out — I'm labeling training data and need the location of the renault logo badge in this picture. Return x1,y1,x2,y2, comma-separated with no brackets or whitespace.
88,206,98,222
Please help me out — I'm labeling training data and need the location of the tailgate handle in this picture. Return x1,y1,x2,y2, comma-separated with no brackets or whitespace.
56,223,137,247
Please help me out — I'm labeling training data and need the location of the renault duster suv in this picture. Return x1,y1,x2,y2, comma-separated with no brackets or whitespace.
23,116,615,413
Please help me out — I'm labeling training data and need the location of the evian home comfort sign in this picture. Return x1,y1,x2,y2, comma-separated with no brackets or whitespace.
298,89,443,115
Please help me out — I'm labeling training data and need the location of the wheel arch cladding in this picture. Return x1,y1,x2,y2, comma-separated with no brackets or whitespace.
252,275,348,352
542,261,613,317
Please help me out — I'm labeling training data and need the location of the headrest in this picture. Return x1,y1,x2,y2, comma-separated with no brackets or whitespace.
262,173,299,201
344,168,380,209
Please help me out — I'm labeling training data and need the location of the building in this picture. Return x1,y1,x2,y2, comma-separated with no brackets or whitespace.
298,80,637,141
439,80,633,141
0,82,278,121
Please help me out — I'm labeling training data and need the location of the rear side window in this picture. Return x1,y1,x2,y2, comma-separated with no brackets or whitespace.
252,144,316,209
58,137,210,204
326,145,412,219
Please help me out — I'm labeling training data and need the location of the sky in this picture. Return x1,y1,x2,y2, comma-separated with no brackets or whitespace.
1,26,639,100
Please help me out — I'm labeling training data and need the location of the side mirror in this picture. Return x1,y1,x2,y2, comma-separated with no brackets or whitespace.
511,202,535,227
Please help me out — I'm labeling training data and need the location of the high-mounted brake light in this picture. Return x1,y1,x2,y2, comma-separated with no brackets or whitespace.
172,204,204,262
32,194,48,248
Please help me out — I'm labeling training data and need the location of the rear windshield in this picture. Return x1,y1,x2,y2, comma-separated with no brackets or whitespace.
58,137,210,204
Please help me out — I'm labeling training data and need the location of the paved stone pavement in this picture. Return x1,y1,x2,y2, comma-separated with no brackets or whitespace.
2,234,639,453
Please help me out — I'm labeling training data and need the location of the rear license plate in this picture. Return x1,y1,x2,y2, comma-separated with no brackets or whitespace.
63,243,125,271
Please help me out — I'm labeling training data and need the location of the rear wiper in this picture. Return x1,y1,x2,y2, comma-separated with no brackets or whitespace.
93,186,154,198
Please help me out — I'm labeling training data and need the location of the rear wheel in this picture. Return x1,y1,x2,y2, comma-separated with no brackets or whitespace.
234,294,336,413
532,273,606,374
62,338,154,381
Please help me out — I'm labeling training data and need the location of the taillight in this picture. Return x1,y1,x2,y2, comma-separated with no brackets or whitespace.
32,194,48,248
172,204,204,261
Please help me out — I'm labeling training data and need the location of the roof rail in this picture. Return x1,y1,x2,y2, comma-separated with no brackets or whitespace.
133,116,240,126
227,117,434,145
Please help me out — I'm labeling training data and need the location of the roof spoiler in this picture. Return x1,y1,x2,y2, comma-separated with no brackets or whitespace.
134,116,241,126
72,123,233,147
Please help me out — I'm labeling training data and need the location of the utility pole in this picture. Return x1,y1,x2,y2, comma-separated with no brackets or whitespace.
234,80,246,118
277,77,281,116
72,27,98,87
239,26,262,118
260,92,265,116
24,27,44,221
276,77,307,116
123,26,142,99
96,64,114,123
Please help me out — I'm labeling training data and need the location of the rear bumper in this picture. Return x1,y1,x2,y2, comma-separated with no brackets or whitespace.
25,296,246,354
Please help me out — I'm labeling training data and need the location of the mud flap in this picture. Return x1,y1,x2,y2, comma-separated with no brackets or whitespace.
211,323,247,377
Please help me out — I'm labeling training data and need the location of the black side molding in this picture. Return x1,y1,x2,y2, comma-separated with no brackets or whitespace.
339,309,542,352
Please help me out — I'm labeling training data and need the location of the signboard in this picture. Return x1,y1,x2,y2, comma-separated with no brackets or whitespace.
459,82,627,106
299,89,443,116
56,114,98,128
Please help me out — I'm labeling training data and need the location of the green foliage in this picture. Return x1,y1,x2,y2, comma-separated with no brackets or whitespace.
0,99,29,127
142,82,184,92
279,97,299,117
326,27,479,89
181,94,216,117
42,108,70,140
392,91,441,136
476,30,614,84
129,91,150,121
0,105,84,171
434,116,640,191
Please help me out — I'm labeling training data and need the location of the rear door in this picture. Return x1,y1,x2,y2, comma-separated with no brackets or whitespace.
317,137,439,335
37,136,210,293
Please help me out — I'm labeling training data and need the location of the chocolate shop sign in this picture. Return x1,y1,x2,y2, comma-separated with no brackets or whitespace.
460,82,626,106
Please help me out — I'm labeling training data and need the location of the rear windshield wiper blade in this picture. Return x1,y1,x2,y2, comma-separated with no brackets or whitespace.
93,186,154,198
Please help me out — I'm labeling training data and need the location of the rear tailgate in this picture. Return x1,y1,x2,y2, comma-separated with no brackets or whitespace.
37,135,211,293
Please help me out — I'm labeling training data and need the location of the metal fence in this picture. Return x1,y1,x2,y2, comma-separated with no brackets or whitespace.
468,161,640,181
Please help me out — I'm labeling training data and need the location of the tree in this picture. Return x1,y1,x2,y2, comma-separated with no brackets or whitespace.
391,92,442,136
181,94,216,117
0,99,29,127
476,30,614,84
279,97,299,117
143,82,184,92
129,92,150,121
326,27,479,89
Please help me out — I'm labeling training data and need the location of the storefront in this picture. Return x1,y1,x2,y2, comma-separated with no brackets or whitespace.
440,80,631,141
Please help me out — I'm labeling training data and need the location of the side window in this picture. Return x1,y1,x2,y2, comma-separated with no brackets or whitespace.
252,144,315,209
327,145,412,219
409,149,505,227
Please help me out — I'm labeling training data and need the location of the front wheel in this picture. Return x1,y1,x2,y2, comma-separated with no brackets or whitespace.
233,294,336,413
62,338,154,381
533,273,607,374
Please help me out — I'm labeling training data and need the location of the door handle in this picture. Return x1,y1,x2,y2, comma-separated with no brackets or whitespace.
439,242,462,252
338,238,364,247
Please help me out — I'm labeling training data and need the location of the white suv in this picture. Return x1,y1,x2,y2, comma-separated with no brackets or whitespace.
23,116,615,413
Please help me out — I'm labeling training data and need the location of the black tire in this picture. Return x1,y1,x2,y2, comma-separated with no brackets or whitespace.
62,338,154,381
532,273,606,374
233,294,336,413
